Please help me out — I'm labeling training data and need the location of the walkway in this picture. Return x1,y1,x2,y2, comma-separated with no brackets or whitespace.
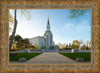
26,52,77,64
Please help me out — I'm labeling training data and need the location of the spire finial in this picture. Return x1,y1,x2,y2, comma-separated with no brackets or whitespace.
48,15,49,19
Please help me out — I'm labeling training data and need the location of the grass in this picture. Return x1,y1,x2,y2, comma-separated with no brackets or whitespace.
60,52,91,61
10,53,42,61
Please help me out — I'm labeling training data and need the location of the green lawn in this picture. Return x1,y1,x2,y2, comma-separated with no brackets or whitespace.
60,52,91,61
10,53,42,61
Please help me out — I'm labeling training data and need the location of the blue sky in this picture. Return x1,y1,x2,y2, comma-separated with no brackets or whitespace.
9,9,91,44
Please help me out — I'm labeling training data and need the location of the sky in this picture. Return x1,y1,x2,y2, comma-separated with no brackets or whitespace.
9,9,91,44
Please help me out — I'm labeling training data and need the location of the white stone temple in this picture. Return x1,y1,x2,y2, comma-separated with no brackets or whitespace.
29,16,55,49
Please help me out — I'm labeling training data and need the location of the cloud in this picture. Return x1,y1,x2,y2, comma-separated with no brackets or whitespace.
15,17,45,38
63,20,91,41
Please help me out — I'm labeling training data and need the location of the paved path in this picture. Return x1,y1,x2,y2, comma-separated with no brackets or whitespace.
25,52,77,64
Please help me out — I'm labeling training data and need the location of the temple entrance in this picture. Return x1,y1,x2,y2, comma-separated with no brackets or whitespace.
41,46,59,52
49,46,54,50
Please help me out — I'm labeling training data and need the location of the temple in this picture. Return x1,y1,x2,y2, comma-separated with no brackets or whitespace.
29,16,55,49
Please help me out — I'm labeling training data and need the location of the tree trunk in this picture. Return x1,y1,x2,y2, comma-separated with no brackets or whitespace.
9,9,17,50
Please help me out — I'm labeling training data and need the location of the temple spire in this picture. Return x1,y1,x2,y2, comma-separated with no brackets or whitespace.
48,16,49,25
47,16,50,31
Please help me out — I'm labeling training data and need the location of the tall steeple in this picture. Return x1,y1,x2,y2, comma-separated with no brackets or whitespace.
47,16,50,31
44,16,54,49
